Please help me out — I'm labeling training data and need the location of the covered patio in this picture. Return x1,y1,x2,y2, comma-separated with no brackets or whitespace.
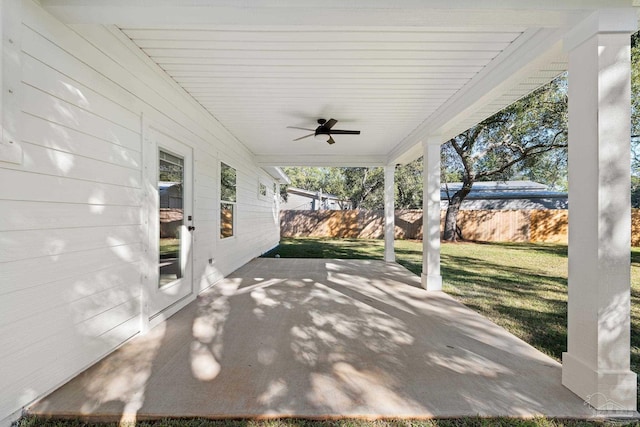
30,258,595,421
2,1,638,423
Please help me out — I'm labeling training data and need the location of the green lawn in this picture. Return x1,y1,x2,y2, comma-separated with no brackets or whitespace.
264,238,640,408
160,238,180,257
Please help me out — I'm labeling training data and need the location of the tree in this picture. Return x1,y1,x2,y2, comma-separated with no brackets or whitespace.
632,31,640,207
281,163,426,210
281,166,350,208
343,167,384,209
442,75,568,241
395,159,423,209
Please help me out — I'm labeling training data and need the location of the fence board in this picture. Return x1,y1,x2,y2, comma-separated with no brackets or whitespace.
281,209,640,247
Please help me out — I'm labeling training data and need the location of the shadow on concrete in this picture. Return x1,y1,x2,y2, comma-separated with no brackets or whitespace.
29,259,594,422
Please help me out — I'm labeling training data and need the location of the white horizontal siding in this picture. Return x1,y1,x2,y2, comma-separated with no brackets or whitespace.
0,0,280,422
0,262,141,323
3,314,140,405
0,168,140,205
0,275,139,360
1,244,143,295
22,84,140,151
21,113,142,170
0,224,140,263
0,201,140,231
5,140,141,187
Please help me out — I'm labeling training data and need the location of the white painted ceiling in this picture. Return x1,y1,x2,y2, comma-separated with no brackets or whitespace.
121,26,526,165
42,0,638,167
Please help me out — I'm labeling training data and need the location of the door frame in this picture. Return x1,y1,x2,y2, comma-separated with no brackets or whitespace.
141,116,196,332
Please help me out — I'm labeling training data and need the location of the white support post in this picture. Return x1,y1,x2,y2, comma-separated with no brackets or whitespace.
562,13,637,411
384,164,395,262
421,138,442,291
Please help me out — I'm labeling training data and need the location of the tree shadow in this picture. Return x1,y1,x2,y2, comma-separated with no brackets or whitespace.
30,259,593,421
160,259,590,418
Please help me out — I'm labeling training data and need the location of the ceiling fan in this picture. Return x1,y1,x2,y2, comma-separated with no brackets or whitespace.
287,118,360,145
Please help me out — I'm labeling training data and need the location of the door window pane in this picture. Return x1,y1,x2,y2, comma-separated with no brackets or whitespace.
159,150,184,287
220,163,236,238
221,163,236,202
220,203,234,238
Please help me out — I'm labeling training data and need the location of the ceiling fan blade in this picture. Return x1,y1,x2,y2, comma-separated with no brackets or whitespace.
293,133,315,141
327,136,336,145
287,126,316,131
327,130,361,135
324,118,338,129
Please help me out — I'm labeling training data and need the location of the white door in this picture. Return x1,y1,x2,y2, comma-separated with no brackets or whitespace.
148,130,194,319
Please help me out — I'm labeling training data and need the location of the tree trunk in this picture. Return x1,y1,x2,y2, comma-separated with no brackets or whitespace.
443,186,471,241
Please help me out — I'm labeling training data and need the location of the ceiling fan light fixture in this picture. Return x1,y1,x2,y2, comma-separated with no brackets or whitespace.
314,133,328,142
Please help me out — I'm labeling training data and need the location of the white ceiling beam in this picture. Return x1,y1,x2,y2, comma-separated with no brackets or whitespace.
40,0,632,8
39,0,622,27
134,40,512,51
255,154,387,168
261,166,291,184
564,8,638,52
136,50,501,61
125,29,525,43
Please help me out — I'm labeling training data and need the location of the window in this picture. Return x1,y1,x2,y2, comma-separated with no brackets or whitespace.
158,150,184,287
259,182,267,197
220,163,236,238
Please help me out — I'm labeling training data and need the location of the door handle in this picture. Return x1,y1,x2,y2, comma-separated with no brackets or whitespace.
188,226,196,231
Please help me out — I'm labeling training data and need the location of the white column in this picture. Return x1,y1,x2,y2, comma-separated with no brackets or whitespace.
422,138,442,291
562,16,637,411
384,165,396,262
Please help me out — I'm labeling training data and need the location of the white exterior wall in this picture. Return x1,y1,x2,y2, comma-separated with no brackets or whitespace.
0,1,280,423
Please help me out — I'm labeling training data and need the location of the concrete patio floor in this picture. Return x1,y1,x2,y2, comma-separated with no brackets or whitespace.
29,258,596,422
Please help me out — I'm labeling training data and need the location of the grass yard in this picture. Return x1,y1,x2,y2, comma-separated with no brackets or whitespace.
264,238,640,406
160,238,180,257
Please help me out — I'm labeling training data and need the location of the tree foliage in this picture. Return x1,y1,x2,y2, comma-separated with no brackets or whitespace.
282,163,423,210
343,167,385,209
395,159,423,209
632,31,640,207
632,32,640,150
281,167,350,208
441,75,568,240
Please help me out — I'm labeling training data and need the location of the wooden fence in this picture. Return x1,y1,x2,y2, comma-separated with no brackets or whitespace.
280,209,640,246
